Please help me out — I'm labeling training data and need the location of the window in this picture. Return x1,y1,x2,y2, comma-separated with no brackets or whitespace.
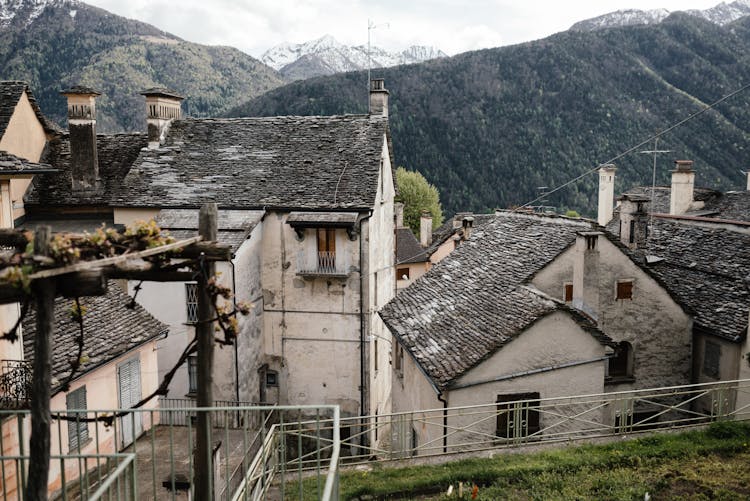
616,280,633,300
265,370,278,387
393,337,404,374
629,220,635,244
185,282,198,323
608,341,633,380
187,355,198,394
496,392,540,439
317,228,336,272
704,340,721,379
564,283,573,302
66,386,89,451
374,338,379,371
397,267,410,281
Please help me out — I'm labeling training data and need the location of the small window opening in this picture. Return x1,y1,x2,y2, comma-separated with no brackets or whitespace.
564,283,573,302
616,280,633,300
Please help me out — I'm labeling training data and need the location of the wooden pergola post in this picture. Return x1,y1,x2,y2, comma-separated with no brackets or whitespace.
25,226,55,501
194,202,217,499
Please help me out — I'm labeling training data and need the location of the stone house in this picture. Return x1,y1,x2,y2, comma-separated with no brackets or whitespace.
380,213,617,452
599,162,750,415
0,282,165,498
10,80,397,421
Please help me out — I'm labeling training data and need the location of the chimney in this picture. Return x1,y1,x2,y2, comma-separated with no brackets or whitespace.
618,194,650,250
141,88,184,149
572,231,602,320
746,170,750,191
461,216,474,240
420,211,432,247
394,202,404,227
670,160,695,215
61,86,101,192
597,164,617,226
369,79,389,117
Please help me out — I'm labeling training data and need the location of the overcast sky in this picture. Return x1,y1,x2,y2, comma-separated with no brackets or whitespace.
86,0,724,57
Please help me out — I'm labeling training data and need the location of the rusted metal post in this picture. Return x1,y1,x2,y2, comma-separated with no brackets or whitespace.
25,226,55,500
194,203,217,499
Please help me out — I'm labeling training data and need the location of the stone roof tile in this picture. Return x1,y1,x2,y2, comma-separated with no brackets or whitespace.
380,212,610,389
22,281,167,394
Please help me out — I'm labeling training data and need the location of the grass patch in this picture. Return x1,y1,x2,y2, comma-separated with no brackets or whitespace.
289,421,750,500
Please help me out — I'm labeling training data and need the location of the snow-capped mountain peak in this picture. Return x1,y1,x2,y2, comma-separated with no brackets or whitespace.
0,0,76,27
261,35,446,80
570,0,750,32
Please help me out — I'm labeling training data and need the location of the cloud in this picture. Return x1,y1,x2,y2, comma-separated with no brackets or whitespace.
86,0,724,58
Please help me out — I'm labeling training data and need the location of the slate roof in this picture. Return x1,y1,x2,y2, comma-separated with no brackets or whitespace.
22,281,167,394
140,88,184,99
155,208,264,254
631,219,750,341
424,214,495,257
621,186,750,221
60,86,101,96
396,227,427,264
25,133,148,207
0,81,59,138
380,212,611,390
0,151,57,174
111,115,390,210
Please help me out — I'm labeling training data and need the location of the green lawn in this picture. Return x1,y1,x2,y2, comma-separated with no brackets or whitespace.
292,421,750,500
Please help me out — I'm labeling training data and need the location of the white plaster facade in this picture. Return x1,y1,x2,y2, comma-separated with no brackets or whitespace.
390,311,608,454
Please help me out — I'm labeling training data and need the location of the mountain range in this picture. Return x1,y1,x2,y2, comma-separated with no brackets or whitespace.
228,13,750,216
570,0,750,31
0,0,284,131
261,35,447,81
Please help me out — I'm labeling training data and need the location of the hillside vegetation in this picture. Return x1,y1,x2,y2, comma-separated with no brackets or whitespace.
0,0,283,132
292,421,750,500
228,13,750,215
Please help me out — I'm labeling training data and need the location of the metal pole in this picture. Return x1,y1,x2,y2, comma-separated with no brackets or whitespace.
194,203,217,500
25,226,55,501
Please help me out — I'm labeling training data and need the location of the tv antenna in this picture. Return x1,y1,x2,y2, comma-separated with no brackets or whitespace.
640,136,671,240
368,19,389,112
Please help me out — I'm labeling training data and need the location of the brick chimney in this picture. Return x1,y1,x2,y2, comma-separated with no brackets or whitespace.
618,194,650,250
597,164,617,226
420,211,432,247
61,86,101,192
670,160,695,215
394,202,404,227
572,231,602,320
369,79,388,117
141,88,184,149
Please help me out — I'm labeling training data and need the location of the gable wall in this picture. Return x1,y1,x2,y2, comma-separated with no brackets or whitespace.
531,237,693,391
369,135,396,420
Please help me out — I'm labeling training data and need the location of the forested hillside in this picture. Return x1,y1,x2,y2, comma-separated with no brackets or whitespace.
0,0,283,132
228,13,750,215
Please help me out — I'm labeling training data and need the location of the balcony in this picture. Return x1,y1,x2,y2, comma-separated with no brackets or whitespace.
297,250,351,278
0,360,31,410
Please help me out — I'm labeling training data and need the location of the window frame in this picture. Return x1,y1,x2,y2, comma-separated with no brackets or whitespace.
66,386,89,451
496,392,541,439
703,339,721,379
616,279,634,300
563,282,573,302
397,267,410,281
187,355,198,395
185,282,199,323
607,341,634,382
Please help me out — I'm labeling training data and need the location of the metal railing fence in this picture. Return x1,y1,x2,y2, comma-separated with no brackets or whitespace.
0,404,339,501
296,251,349,276
0,452,135,501
276,379,750,469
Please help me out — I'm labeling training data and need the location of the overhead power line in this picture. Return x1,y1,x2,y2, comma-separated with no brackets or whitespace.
514,81,750,212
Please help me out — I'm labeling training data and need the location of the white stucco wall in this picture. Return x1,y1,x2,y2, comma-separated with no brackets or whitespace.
368,136,396,420
390,311,607,455
43,342,159,496
531,236,693,392
261,211,363,416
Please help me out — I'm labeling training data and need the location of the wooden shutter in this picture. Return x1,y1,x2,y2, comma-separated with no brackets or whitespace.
66,387,88,450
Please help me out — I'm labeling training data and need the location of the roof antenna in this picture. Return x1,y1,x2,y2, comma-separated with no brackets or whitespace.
367,19,389,112
639,135,671,243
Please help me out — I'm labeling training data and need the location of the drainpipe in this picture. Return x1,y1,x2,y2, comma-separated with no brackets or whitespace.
437,392,448,453
359,211,373,448
230,260,240,403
